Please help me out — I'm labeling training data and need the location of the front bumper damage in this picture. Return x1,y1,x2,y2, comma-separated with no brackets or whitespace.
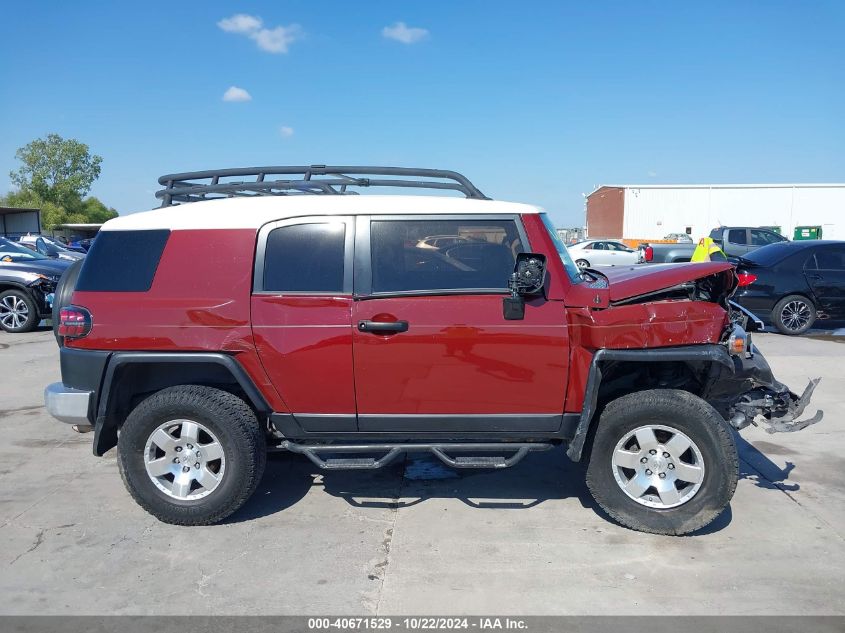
707,344,823,434
731,377,822,433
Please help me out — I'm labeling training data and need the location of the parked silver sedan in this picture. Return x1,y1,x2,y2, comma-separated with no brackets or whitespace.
567,239,639,268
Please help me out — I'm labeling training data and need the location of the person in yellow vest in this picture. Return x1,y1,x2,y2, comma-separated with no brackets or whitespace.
690,237,727,262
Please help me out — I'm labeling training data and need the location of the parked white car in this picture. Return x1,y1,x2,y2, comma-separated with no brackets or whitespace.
17,235,85,262
567,239,639,268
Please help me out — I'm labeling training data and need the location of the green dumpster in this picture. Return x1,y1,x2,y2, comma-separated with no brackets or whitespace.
793,226,822,240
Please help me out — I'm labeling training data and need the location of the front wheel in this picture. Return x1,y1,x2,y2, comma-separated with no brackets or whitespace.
585,389,738,535
117,385,266,525
575,258,590,269
0,289,39,333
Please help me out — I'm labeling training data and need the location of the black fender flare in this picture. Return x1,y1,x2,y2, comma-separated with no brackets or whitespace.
93,352,271,456
566,345,735,462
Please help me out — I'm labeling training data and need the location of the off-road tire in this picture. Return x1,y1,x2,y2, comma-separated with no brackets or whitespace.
52,258,84,345
585,389,738,535
117,385,266,525
0,289,39,333
772,294,816,336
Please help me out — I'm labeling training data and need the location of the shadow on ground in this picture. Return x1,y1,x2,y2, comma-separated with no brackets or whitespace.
226,441,794,534
736,433,799,492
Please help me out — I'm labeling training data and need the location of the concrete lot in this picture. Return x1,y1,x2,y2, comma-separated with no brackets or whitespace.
0,329,843,615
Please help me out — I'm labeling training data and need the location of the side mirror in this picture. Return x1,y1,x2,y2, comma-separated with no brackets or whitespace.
503,253,547,320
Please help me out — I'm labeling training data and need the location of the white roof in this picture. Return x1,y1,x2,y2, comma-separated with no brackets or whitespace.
588,183,845,196
102,195,541,232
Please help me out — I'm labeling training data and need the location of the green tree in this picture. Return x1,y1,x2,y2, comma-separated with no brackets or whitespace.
10,133,103,208
76,196,118,224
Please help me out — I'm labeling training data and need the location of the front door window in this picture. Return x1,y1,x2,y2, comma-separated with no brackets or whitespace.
369,219,524,294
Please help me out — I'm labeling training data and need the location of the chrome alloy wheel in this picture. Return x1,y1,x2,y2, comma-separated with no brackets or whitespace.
143,419,225,500
611,424,705,509
781,299,812,332
0,294,29,330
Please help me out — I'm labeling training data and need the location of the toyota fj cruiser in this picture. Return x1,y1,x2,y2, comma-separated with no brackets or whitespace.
44,166,822,535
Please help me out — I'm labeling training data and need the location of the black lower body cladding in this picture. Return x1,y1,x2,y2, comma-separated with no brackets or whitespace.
58,347,111,423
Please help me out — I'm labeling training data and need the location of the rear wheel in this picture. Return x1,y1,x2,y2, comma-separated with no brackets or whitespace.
586,389,738,535
575,258,590,269
0,289,39,333
117,385,266,525
772,294,816,335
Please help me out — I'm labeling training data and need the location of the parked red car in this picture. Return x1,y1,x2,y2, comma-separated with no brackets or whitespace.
44,166,821,535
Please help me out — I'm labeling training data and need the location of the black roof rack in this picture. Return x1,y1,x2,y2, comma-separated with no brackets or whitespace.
155,165,489,207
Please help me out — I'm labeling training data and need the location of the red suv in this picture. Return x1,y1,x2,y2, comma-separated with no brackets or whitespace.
44,166,821,535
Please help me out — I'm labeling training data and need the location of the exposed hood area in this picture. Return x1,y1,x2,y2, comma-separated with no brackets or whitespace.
598,262,735,303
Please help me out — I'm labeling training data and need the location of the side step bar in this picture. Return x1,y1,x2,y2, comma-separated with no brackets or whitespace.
278,441,553,471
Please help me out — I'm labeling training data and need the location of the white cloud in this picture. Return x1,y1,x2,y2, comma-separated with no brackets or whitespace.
647,170,658,177
382,22,429,44
217,14,262,34
279,126,294,138
222,86,252,102
217,14,302,53
252,25,302,53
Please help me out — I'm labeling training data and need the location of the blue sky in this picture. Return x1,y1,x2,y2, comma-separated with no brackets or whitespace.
1,1,843,226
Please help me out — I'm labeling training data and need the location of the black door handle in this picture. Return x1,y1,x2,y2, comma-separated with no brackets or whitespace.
358,320,409,333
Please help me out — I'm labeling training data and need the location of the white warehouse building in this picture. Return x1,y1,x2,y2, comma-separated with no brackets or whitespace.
586,183,845,242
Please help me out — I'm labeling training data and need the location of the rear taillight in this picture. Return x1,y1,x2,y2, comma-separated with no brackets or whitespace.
737,273,757,287
58,306,92,339
644,246,654,262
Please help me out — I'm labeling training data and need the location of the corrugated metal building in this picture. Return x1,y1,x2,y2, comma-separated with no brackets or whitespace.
586,184,845,242
1,207,41,238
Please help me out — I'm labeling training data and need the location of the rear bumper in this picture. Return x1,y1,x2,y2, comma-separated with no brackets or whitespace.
44,382,91,425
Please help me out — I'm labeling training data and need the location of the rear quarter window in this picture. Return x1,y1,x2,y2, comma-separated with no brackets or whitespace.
75,230,170,292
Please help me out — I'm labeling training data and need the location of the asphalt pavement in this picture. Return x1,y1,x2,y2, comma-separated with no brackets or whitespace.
0,329,843,615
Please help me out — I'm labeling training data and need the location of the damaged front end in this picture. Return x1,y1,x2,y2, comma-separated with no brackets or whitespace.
707,324,823,434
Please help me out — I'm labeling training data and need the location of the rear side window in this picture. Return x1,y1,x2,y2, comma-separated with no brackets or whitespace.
750,229,784,246
76,230,170,292
370,219,524,293
727,229,747,245
263,223,346,292
815,248,845,270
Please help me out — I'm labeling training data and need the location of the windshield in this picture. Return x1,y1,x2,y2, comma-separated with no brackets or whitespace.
539,213,581,283
43,237,66,249
0,237,48,262
35,237,63,256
